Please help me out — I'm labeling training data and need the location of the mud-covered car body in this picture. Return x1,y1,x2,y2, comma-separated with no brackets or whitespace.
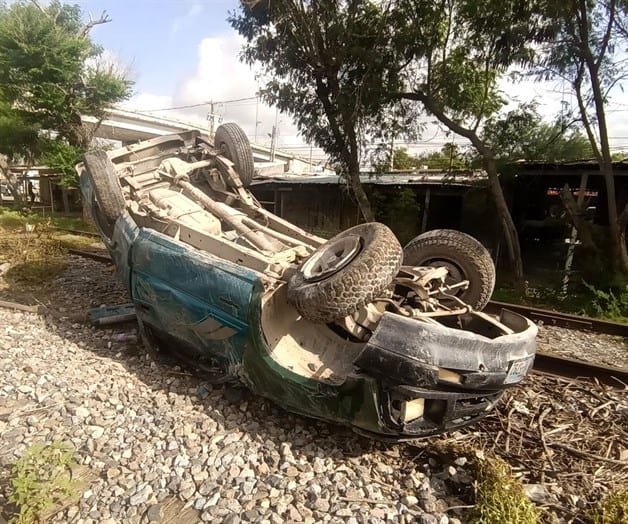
78,128,536,440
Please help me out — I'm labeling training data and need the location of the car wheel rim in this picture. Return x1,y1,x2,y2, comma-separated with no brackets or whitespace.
302,235,361,282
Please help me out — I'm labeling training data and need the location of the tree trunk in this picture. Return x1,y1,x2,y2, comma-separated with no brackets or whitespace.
586,54,628,272
0,161,25,207
347,168,374,222
599,160,628,272
395,92,525,282
484,156,524,281
575,0,628,274
345,129,374,222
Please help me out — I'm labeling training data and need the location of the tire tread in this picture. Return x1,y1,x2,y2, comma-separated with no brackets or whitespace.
288,223,402,323
403,229,495,310
215,123,255,187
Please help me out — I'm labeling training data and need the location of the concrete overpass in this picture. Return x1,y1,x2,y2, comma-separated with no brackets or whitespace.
81,107,328,175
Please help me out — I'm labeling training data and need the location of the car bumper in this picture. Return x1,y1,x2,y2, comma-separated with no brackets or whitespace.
354,310,537,391
349,311,536,439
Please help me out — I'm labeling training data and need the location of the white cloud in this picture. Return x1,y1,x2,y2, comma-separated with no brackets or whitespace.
122,93,173,112
174,34,303,148
170,0,205,40
124,33,307,153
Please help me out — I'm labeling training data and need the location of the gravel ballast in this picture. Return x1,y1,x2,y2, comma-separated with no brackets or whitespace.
0,257,463,523
0,254,626,523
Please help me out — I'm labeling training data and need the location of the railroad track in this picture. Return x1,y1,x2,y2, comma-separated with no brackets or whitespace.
533,352,627,387
68,248,114,264
66,249,627,386
485,300,628,337
52,226,101,238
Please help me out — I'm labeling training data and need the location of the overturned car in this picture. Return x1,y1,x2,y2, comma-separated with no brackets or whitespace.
78,124,537,440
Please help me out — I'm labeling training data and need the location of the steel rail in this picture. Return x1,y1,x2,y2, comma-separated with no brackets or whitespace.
486,300,628,337
532,351,628,387
51,227,101,238
68,249,113,264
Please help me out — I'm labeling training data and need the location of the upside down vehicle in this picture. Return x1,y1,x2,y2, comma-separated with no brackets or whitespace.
78,124,537,440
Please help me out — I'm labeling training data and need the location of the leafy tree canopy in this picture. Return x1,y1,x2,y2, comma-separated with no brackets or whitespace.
0,0,132,187
483,105,593,162
371,144,472,172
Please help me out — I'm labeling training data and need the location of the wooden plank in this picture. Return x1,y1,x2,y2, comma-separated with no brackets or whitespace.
0,300,40,314
88,303,136,326
38,464,97,522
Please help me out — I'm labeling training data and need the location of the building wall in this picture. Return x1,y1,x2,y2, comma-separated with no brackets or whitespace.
250,182,496,249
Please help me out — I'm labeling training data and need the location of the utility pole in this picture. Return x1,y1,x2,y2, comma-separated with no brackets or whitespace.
389,135,394,172
254,95,260,144
270,106,279,162
208,100,215,136
270,125,277,162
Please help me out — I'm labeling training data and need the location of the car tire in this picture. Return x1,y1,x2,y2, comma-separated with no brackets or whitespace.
215,123,255,187
403,229,495,311
83,150,125,226
287,223,403,323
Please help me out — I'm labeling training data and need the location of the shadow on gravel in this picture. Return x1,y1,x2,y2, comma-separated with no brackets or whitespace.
0,253,478,523
0,254,403,458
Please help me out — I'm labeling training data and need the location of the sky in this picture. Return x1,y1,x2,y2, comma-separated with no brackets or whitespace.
73,0,628,161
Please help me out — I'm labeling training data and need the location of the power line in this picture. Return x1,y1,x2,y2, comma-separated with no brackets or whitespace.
138,96,258,112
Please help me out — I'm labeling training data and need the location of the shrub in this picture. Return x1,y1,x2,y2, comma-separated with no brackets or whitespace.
9,441,81,524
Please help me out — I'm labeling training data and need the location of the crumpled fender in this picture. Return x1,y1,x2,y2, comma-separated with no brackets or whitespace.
353,311,537,390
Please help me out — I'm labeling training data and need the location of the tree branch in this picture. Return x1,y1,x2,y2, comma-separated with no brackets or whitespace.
595,0,616,72
81,11,111,37
392,91,492,157
573,62,601,161
29,0,47,16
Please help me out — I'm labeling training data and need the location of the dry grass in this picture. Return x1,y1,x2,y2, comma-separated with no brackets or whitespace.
587,488,628,524
0,210,102,286
437,374,628,522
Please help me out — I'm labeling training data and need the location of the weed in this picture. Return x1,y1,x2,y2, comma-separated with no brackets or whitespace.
0,207,92,232
5,260,66,284
582,282,628,323
587,488,628,524
469,454,540,524
0,207,102,285
432,442,540,524
0,222,67,284
8,441,82,524
493,279,628,323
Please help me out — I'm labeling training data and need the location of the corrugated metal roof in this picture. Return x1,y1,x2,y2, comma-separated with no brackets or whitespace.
514,159,628,172
251,170,487,187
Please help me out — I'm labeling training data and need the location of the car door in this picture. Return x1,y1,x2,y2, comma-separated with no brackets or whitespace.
130,228,263,365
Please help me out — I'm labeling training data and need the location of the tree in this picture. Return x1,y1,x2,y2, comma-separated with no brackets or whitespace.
0,0,131,186
417,143,472,170
383,0,558,281
230,1,403,221
371,147,422,173
231,0,558,281
0,99,41,203
483,105,593,162
539,0,628,274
